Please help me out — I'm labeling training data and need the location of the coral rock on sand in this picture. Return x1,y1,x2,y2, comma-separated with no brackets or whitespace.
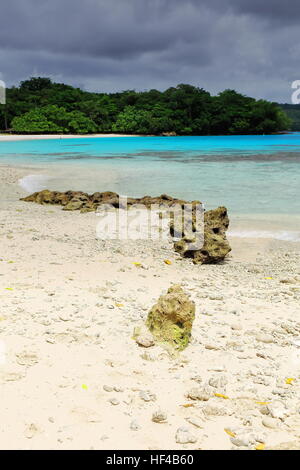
175,427,197,444
161,131,177,137
152,410,168,423
20,190,189,211
146,285,195,351
133,324,155,348
21,190,231,264
172,206,231,264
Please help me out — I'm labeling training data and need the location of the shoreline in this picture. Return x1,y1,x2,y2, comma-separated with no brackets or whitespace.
0,133,142,142
0,131,294,142
1,163,300,242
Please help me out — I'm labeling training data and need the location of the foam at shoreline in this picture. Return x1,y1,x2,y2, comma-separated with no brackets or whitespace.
18,174,51,193
228,229,300,242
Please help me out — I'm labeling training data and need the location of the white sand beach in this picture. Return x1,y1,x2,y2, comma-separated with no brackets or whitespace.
0,165,300,450
0,134,140,142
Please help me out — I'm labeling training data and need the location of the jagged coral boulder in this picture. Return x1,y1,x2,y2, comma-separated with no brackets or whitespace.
146,285,195,351
172,206,231,264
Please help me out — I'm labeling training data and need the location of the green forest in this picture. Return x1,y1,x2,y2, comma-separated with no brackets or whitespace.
0,77,292,135
279,104,300,131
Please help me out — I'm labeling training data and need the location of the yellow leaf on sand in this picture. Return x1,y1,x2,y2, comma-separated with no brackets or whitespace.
164,260,172,265
255,443,266,451
82,384,88,390
286,378,296,385
8,261,14,264
224,428,236,438
5,288,13,291
256,401,271,405
265,277,273,280
181,404,194,408
115,303,124,308
214,393,229,399
133,262,142,267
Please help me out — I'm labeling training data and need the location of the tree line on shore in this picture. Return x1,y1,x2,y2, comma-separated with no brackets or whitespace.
0,77,291,135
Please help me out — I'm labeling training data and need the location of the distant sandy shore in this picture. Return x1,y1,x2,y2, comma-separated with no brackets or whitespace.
0,134,140,142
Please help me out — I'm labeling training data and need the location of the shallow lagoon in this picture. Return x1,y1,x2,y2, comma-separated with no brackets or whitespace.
0,134,299,226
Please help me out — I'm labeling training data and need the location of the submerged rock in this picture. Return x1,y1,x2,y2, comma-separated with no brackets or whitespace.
146,285,195,351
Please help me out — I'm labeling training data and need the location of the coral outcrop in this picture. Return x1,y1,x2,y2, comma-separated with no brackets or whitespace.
21,190,231,264
172,206,231,264
146,285,195,351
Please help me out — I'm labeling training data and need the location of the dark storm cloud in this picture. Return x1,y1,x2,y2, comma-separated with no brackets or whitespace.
187,0,300,24
225,0,300,24
0,0,299,101
0,0,208,58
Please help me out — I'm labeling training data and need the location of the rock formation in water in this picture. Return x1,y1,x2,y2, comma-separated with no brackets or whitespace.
20,190,231,264
146,285,195,351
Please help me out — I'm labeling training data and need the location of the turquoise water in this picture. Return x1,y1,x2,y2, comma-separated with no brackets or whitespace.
0,134,300,217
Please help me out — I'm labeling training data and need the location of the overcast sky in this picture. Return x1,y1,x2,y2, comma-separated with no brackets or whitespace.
0,0,298,102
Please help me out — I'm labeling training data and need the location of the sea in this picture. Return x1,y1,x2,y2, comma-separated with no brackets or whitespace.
0,134,300,241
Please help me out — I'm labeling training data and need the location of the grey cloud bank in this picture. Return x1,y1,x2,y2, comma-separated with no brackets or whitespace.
0,0,299,102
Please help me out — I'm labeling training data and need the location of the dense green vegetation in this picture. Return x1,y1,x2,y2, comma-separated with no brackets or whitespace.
0,77,291,135
279,104,300,131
